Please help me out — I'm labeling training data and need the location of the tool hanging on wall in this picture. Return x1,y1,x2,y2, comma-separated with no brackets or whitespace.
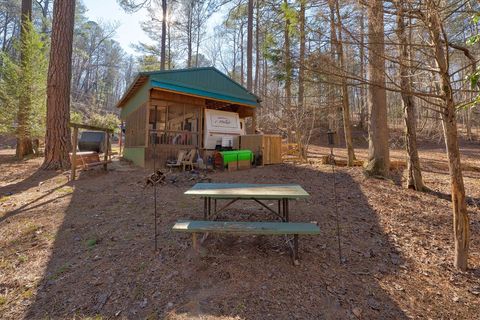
327,130,343,264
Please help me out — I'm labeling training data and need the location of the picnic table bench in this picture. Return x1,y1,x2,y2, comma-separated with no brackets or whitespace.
173,220,320,264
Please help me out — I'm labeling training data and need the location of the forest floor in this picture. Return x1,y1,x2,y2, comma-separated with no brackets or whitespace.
0,142,479,319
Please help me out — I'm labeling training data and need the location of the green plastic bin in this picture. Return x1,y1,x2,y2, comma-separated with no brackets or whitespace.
220,150,253,164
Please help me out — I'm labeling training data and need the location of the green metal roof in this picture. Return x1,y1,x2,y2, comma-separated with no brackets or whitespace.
116,67,260,110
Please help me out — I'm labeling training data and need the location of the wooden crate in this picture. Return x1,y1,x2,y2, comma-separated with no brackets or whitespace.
240,134,282,165
227,160,251,171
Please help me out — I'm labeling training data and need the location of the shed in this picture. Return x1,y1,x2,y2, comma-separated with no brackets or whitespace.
116,67,260,168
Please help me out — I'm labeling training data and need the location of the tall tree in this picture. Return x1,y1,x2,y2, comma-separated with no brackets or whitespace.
246,0,253,91
282,0,292,141
394,0,424,191
16,0,33,159
42,0,76,170
364,0,389,177
297,0,305,110
424,0,469,271
333,0,355,166
118,0,168,69
160,0,167,70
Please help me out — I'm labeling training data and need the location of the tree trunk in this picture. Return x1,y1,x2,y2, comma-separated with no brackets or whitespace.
187,5,192,68
394,0,424,191
359,10,367,129
297,0,306,159
160,0,167,70
254,0,260,95
240,22,244,86
427,2,469,271
42,0,76,170
246,0,253,91
283,0,292,142
297,0,305,110
365,0,390,177
334,0,355,165
328,2,337,138
16,0,34,159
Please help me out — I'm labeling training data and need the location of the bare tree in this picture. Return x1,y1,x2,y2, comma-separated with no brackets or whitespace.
393,0,424,191
247,0,253,91
332,0,356,165
423,0,469,271
364,0,390,177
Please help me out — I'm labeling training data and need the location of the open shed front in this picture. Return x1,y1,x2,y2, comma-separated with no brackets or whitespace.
121,86,256,168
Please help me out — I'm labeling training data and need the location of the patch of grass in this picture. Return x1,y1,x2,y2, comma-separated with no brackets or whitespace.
0,195,11,203
43,232,56,241
22,289,33,299
17,254,28,264
53,176,68,185
235,301,246,313
24,222,41,235
82,316,103,320
0,259,11,270
86,238,97,248
0,296,7,306
48,264,70,281
57,186,74,194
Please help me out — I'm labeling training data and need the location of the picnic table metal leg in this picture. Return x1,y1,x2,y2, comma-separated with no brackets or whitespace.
278,200,282,220
285,199,290,222
203,198,207,219
281,199,288,222
214,199,217,215
208,197,212,219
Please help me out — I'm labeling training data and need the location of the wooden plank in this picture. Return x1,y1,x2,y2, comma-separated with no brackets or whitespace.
83,160,112,168
185,183,310,199
150,89,206,106
172,220,320,235
240,134,282,165
69,123,113,133
70,153,101,166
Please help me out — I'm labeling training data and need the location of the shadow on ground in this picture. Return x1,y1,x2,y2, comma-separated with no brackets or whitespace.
25,163,408,319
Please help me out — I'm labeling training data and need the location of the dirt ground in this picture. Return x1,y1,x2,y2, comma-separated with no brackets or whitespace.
0,143,479,320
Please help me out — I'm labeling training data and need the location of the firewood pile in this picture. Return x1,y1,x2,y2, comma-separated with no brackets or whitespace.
144,170,212,188
145,170,166,187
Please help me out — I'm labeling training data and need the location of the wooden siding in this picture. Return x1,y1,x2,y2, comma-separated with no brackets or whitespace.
125,102,148,147
150,89,205,106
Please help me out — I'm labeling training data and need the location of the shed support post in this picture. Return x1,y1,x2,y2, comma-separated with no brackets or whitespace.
71,127,78,181
103,132,109,171
119,122,123,156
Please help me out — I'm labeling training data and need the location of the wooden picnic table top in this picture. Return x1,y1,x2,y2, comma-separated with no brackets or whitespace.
184,183,310,199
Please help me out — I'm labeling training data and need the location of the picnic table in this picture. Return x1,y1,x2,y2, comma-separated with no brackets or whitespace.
184,183,309,222
177,182,318,264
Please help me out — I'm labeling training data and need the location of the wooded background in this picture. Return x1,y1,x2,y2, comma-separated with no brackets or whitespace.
0,0,479,270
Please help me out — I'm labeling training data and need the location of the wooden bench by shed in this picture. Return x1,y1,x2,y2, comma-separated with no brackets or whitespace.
172,220,320,264
69,123,113,180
